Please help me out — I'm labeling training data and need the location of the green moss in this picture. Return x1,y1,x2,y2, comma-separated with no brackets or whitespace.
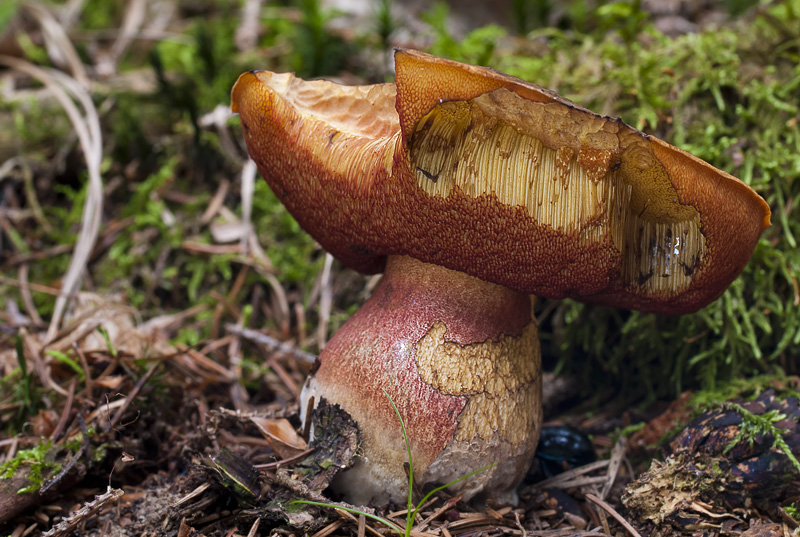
690,374,800,408
423,4,505,65
239,356,273,390
720,401,800,474
4,98,70,159
0,336,40,431
0,0,21,34
153,18,242,112
0,439,61,494
75,0,126,31
254,180,323,287
58,427,107,464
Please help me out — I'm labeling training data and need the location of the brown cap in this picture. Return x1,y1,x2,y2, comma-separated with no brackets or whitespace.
232,49,770,315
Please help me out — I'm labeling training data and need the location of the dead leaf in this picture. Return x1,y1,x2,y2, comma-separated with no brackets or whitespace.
250,417,307,458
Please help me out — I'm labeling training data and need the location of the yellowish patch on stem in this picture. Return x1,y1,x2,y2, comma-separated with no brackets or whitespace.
414,320,540,448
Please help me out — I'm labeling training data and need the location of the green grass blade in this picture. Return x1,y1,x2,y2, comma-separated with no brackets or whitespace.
45,349,86,381
412,462,497,520
290,500,405,535
381,388,414,520
15,332,32,412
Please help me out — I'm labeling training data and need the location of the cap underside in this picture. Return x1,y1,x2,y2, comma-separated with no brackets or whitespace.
231,50,770,314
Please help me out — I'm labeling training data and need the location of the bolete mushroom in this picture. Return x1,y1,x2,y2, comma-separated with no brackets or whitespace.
231,50,770,505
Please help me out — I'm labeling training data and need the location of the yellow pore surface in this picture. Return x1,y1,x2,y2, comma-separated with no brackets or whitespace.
411,89,705,297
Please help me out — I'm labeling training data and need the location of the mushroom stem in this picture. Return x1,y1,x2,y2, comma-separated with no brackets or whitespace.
301,255,542,505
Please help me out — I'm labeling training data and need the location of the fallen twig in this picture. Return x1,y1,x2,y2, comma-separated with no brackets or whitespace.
225,323,317,364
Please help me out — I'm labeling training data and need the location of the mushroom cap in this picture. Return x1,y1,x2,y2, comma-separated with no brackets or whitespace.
232,49,770,315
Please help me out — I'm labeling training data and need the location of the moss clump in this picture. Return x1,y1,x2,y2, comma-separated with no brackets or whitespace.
721,401,800,474
0,439,61,494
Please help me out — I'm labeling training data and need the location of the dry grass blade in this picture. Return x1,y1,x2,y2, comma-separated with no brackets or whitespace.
0,55,104,343
240,158,257,250
246,517,261,537
199,105,240,162
109,364,158,428
330,509,400,537
235,0,264,51
18,326,68,395
317,252,334,351
9,522,36,537
600,437,625,500
0,156,52,234
172,483,212,508
534,459,609,489
225,324,316,364
263,271,291,335
309,519,344,537
513,510,526,537
779,506,800,529
45,317,102,354
527,530,609,537
254,447,314,469
201,178,231,224
358,513,366,537
50,379,75,441
585,493,641,537
4,244,75,266
267,355,300,396
18,264,44,327
23,3,89,87
98,0,147,76
414,496,460,532
53,0,87,32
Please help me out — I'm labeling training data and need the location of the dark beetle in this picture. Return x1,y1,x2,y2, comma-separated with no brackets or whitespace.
534,425,596,478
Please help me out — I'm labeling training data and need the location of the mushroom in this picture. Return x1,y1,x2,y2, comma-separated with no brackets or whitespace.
231,50,770,505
